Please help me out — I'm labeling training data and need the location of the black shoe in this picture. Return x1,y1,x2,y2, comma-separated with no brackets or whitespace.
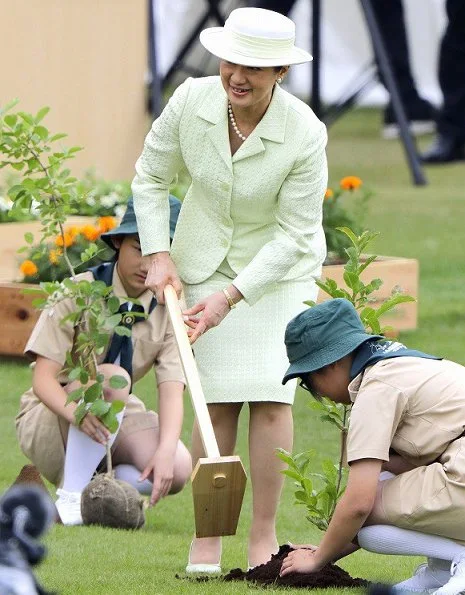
420,134,465,164
383,98,436,139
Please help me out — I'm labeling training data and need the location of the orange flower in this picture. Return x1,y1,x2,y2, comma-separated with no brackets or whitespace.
55,232,74,248
340,176,362,191
80,225,101,242
20,260,38,277
66,225,80,239
49,249,62,265
324,188,334,199
98,216,117,233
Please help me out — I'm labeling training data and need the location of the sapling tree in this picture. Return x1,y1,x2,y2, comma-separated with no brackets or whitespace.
0,100,136,470
277,226,415,531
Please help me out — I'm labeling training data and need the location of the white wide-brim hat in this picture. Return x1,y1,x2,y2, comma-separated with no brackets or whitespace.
200,7,313,67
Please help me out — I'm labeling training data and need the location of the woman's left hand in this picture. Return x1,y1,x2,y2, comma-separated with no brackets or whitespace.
183,291,231,344
280,548,324,577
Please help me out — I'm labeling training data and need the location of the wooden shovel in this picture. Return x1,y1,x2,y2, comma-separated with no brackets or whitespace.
164,285,247,538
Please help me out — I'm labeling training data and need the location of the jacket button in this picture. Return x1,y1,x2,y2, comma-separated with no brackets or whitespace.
221,182,230,192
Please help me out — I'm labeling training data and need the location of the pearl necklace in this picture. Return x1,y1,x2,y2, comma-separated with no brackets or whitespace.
228,102,247,142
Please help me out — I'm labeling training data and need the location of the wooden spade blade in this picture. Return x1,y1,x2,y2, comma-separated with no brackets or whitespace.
191,456,247,538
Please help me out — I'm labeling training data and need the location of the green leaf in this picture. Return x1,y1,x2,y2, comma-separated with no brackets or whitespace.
49,132,67,142
303,299,316,307
68,146,83,154
18,111,34,125
321,460,338,481
336,226,358,247
68,367,82,382
303,477,313,495
24,232,34,245
376,294,416,318
358,254,378,275
21,286,46,295
4,114,18,128
109,374,128,389
79,370,89,385
100,410,118,433
343,270,360,292
34,125,48,140
282,469,304,482
106,313,122,328
84,382,102,403
35,106,50,123
110,400,126,414
114,325,131,337
89,399,111,417
74,401,89,426
65,387,84,405
31,297,47,309
320,414,342,429
275,448,294,466
107,296,121,315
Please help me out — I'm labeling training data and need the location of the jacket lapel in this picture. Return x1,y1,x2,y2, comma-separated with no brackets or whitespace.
232,83,289,163
196,83,232,172
196,80,290,167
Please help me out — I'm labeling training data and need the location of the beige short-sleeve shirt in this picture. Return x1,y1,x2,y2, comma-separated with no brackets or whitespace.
347,357,465,467
24,267,185,386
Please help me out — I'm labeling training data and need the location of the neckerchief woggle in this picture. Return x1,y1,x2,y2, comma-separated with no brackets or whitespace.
88,262,157,383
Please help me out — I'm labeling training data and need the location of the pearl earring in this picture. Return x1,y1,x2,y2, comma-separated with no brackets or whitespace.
277,77,283,84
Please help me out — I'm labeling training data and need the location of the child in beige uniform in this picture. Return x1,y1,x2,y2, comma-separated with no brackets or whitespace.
16,197,192,525
279,298,465,595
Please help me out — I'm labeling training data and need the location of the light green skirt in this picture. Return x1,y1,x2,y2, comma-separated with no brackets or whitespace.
183,261,318,405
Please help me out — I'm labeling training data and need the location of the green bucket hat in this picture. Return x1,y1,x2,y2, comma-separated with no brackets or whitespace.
100,195,181,248
282,298,383,384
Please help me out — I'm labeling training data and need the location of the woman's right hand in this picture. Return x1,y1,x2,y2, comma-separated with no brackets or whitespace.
77,413,111,445
142,252,182,304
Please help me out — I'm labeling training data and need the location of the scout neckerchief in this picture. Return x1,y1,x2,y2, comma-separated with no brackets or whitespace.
350,338,441,380
88,262,157,382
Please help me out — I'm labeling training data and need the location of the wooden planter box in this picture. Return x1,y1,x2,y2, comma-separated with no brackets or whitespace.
317,255,419,332
0,283,41,356
0,218,93,357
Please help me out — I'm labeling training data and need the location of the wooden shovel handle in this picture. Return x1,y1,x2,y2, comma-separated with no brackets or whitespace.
163,285,220,459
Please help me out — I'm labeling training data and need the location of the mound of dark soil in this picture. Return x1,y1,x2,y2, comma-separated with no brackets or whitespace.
224,545,368,589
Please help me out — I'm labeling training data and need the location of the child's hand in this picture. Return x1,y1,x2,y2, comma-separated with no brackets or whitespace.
78,413,110,445
287,541,318,552
140,450,174,506
280,548,323,577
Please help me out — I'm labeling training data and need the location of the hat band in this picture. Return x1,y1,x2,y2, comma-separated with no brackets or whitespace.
225,28,294,61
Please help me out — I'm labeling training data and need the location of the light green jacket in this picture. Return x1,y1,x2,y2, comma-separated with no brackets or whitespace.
132,76,328,305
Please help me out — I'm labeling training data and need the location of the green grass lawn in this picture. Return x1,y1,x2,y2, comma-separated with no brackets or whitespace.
1,107,464,593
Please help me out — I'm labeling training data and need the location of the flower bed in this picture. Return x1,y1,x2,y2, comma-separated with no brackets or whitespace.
0,170,131,223
0,217,95,283
0,216,118,356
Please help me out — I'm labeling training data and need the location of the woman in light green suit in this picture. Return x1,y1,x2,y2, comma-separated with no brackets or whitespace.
132,6,328,573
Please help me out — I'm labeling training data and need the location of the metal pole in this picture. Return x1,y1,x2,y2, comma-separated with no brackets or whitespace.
148,0,162,117
360,0,427,186
311,0,322,117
